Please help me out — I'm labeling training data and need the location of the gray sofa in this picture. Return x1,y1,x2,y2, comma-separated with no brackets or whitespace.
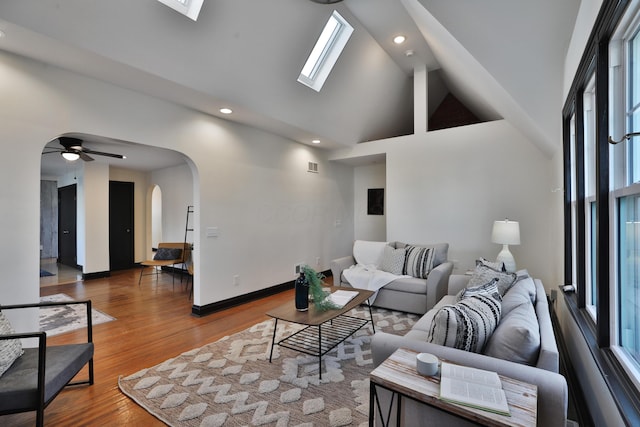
370,274,568,426
330,241,454,314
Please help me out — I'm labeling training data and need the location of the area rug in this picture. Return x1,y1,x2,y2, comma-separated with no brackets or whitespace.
118,306,418,426
40,269,55,277
40,293,116,336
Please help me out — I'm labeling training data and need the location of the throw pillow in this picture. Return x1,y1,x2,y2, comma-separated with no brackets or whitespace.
476,257,506,272
379,245,406,275
427,293,502,353
153,247,182,261
456,278,501,302
467,264,517,296
0,311,24,377
403,245,435,279
484,301,541,365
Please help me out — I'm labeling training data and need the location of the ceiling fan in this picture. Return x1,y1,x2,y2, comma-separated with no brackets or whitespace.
43,137,125,162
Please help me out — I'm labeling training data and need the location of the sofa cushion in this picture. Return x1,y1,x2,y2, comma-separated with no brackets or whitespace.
484,301,540,365
379,245,406,275
411,295,457,334
153,247,182,261
383,276,428,294
501,276,537,317
0,311,24,377
393,242,448,267
353,240,388,267
467,264,517,296
427,293,502,353
403,246,435,279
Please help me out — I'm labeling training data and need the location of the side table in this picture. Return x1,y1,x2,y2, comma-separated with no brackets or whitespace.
369,348,537,427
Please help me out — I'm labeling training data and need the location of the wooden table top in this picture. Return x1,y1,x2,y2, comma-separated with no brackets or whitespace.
265,286,374,326
370,348,537,427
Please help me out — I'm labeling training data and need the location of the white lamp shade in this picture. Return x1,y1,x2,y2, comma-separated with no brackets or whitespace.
491,220,520,245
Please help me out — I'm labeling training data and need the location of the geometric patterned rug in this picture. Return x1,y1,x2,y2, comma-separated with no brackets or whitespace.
39,293,116,336
118,306,417,426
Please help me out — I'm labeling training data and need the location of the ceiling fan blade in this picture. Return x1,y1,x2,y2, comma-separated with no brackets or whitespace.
83,149,125,159
79,152,94,161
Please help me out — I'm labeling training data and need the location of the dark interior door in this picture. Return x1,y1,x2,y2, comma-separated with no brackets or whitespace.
109,181,134,270
58,184,77,267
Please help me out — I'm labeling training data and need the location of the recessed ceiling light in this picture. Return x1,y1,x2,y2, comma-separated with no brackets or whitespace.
312,139,321,144
220,108,233,114
393,35,406,44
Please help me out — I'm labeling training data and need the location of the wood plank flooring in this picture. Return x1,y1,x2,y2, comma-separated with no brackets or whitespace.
5,267,311,426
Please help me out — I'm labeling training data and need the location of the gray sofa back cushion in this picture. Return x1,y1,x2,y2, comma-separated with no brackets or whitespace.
391,242,448,267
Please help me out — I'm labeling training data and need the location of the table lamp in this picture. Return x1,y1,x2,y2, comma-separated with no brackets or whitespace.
491,219,520,273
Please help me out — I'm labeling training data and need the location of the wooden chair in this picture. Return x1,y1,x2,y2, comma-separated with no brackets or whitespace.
138,242,188,287
0,300,94,426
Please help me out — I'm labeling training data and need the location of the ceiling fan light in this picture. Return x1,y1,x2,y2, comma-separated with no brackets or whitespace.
61,151,80,161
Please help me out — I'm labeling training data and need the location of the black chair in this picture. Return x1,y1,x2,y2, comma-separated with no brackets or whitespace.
0,300,94,426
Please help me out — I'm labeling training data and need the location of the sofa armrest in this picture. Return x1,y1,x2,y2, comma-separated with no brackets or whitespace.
447,274,471,296
330,255,355,285
371,332,567,427
425,261,453,307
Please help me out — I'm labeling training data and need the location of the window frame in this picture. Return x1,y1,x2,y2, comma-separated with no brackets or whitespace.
563,0,640,424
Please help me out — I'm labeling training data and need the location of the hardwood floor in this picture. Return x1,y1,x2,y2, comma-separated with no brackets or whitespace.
6,268,309,426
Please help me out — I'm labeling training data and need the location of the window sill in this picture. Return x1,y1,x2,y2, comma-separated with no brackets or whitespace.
562,290,640,426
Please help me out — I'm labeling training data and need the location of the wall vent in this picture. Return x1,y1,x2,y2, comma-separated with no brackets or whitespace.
308,162,319,173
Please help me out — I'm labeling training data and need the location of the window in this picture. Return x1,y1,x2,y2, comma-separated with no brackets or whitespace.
156,0,203,21
298,10,354,92
563,0,640,422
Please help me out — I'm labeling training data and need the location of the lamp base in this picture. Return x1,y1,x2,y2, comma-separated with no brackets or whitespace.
496,244,516,273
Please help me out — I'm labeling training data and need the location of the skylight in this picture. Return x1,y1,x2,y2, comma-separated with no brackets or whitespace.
298,11,354,92
156,0,204,21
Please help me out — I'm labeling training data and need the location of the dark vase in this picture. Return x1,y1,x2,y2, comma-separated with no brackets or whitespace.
295,272,309,311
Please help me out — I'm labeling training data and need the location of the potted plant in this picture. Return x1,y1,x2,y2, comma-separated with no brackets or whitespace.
295,265,339,311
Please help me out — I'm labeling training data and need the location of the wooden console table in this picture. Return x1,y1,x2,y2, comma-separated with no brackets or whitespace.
369,348,537,427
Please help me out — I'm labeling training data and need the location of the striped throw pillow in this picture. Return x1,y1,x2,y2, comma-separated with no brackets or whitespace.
427,293,502,353
403,245,434,279
0,311,23,377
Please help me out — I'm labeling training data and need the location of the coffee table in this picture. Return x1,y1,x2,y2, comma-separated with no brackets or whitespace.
266,286,375,379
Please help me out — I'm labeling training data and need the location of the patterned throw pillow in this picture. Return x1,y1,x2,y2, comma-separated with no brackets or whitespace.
467,264,517,296
456,278,501,302
0,311,23,377
403,246,434,279
379,245,406,275
427,293,502,353
153,248,183,261
476,257,506,272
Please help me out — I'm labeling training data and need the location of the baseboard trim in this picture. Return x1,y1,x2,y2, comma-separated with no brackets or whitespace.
83,271,111,280
191,269,331,317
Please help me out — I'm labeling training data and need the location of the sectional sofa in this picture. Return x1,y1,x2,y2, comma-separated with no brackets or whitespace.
370,271,568,426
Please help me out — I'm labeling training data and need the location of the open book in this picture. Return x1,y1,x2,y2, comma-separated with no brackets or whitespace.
439,362,510,416
327,290,359,308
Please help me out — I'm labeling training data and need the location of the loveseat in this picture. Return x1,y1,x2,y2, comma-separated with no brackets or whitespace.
370,270,568,426
330,241,453,314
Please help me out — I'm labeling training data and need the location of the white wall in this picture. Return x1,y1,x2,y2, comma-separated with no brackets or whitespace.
333,120,556,284
0,50,354,325
354,163,386,241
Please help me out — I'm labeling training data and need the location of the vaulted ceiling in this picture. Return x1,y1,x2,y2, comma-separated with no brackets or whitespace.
0,0,580,172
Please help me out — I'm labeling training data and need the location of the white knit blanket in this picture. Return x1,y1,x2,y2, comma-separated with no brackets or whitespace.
342,264,410,303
